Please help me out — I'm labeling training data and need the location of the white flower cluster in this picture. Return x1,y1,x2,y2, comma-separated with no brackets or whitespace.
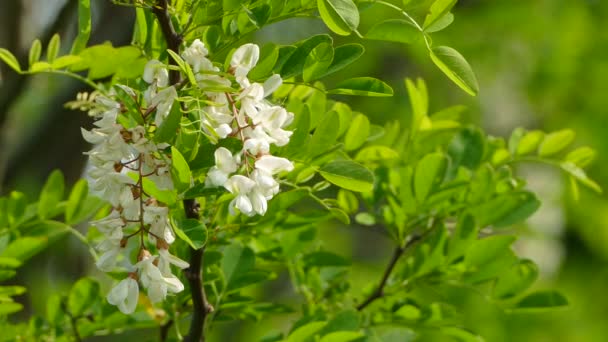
180,40,295,216
81,39,295,314
82,67,187,314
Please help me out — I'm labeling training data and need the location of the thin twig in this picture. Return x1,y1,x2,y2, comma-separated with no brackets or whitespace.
356,234,424,311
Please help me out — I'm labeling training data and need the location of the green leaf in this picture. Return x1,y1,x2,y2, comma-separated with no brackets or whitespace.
365,20,420,44
0,237,48,262
308,111,339,157
47,34,61,63
319,331,363,342
68,278,99,316
405,78,428,134
249,44,279,80
512,290,569,312
493,259,539,299
6,191,26,227
287,321,327,342
71,0,91,54
155,102,182,143
46,294,64,325
167,49,197,87
303,251,350,268
38,170,65,219
28,39,42,67
354,212,375,226
317,0,360,36
285,107,311,157
0,302,23,316
328,77,393,97
303,42,334,82
465,235,516,270
281,35,332,79
424,12,454,33
369,327,417,342
566,147,596,168
538,129,575,157
355,145,399,163
133,7,148,46
222,245,255,291
0,286,26,297
173,218,207,249
447,214,477,262
448,127,485,170
430,46,479,96
329,207,351,224
0,48,21,72
319,160,374,192
51,55,83,69
65,179,88,224
515,130,544,156
560,162,602,193
471,191,541,228
424,0,457,29
171,147,192,193
317,44,364,78
344,114,370,151
228,270,272,293
337,189,358,214
414,153,447,202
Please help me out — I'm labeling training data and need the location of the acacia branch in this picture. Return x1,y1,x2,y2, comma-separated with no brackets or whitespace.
356,234,424,311
152,3,209,340
152,0,182,84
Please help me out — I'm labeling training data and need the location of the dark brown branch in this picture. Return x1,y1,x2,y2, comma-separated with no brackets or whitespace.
152,3,207,340
159,319,173,341
152,0,183,84
356,234,424,311
182,199,213,342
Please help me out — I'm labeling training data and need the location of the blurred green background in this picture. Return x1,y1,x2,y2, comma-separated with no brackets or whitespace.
1,0,607,341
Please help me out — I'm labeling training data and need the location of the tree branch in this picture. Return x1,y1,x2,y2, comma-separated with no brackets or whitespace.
356,234,424,311
152,0,183,84
152,3,209,340
182,199,212,342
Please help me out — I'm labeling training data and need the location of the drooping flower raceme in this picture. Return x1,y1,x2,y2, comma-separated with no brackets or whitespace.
188,42,295,216
81,64,187,314
80,40,294,314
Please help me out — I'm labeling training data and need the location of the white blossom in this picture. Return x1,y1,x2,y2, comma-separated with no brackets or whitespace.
255,155,294,175
182,39,213,72
107,277,139,314
150,86,177,127
230,43,259,86
143,59,169,87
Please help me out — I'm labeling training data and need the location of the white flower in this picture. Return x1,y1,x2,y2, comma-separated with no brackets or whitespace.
144,205,175,244
255,155,294,175
251,169,279,198
119,187,140,221
249,188,268,215
107,277,139,314
143,59,169,87
205,147,239,187
92,211,124,241
238,83,265,123
182,39,213,72
136,254,184,303
230,43,259,85
150,86,177,127
224,175,257,216
96,239,122,272
158,248,190,276
243,126,272,155
263,74,282,97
